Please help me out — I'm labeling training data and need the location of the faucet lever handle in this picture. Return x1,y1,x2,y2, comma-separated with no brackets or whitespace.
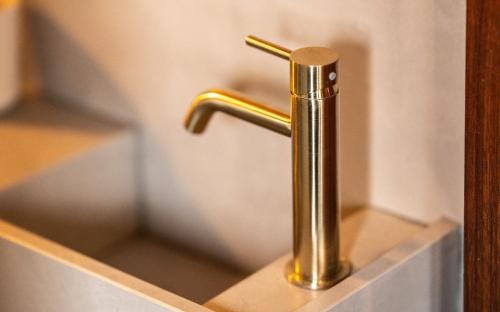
245,35,291,60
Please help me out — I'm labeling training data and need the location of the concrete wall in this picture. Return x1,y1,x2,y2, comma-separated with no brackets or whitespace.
24,0,465,270
0,1,20,112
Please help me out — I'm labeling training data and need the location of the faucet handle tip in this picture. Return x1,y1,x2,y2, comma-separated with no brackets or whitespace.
245,35,291,61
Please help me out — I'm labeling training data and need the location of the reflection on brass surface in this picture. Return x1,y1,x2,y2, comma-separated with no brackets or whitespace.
184,35,351,290
184,89,291,137
245,35,291,60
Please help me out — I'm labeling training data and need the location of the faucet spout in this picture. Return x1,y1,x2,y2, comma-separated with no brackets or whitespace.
184,89,291,137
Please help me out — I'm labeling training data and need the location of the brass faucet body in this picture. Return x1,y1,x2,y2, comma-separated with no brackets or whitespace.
184,36,350,290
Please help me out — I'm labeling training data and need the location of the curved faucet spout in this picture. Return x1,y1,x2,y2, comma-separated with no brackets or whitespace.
184,89,291,137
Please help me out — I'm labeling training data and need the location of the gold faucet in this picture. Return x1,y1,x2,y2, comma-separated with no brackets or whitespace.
184,35,351,290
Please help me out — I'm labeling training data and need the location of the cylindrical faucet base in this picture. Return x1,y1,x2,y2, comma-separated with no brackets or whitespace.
286,93,350,289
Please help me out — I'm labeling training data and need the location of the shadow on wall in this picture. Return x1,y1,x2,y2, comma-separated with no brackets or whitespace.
23,6,138,123
21,7,250,270
19,5,251,272
229,72,290,113
330,39,372,212
330,39,372,256
140,131,253,273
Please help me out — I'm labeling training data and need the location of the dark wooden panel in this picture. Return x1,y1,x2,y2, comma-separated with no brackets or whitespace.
465,0,500,310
